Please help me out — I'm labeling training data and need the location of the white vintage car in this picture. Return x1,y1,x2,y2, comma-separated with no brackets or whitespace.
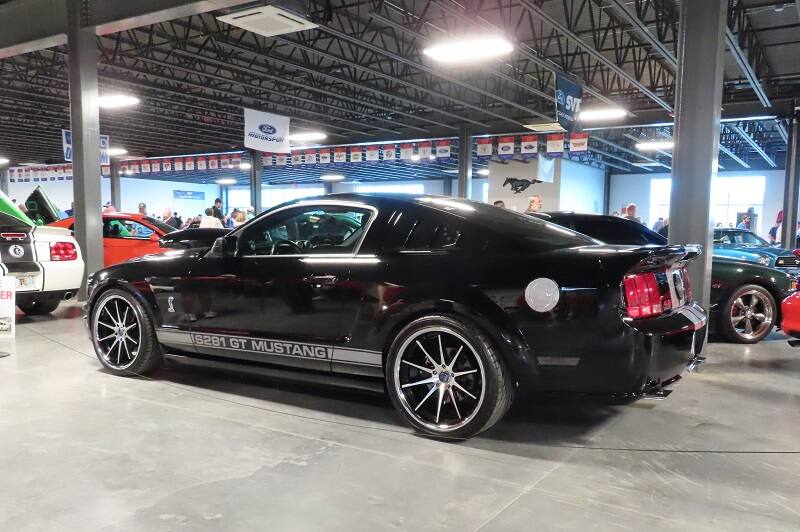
1,188,84,314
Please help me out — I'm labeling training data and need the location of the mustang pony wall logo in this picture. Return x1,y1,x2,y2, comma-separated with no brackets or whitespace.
503,177,542,194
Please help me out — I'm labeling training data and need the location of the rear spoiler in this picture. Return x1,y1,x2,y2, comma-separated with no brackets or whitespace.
580,244,703,285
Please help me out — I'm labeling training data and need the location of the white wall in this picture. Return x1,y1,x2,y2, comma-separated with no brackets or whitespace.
609,170,786,236
559,159,605,213
8,176,219,220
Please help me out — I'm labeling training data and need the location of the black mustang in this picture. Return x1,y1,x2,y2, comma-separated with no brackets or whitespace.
85,194,706,438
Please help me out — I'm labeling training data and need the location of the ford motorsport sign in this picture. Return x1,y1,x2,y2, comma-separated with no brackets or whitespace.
555,73,582,133
244,108,290,153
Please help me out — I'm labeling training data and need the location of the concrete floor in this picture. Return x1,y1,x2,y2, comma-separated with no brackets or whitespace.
1,302,799,531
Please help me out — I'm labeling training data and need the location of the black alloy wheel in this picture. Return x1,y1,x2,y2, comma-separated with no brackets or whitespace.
721,284,776,344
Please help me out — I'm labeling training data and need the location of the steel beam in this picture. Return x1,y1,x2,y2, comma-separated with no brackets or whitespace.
0,168,8,196
669,0,728,318
781,108,799,248
718,145,751,168
605,0,677,70
67,0,104,297
730,125,777,167
725,29,770,108
457,128,472,199
110,159,121,209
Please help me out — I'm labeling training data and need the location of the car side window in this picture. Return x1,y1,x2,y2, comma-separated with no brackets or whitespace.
238,205,372,256
404,216,464,250
574,218,651,245
103,219,154,239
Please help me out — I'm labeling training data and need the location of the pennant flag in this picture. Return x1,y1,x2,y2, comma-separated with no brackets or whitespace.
383,144,397,161
220,155,230,169
435,141,451,159
546,133,565,157
208,156,219,169
151,160,162,172
400,143,414,160
196,157,206,170
497,136,515,160
569,132,589,152
318,150,331,164
350,147,363,163
185,157,194,171
174,158,184,171
275,154,287,166
520,135,539,161
305,150,317,165
333,148,347,163
365,145,380,162
141,160,151,173
101,164,110,175
129,161,140,174
163,158,173,172
418,141,432,160
476,138,493,159
232,153,242,167
261,153,272,167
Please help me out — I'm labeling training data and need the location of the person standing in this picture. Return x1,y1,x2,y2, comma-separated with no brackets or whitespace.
737,215,751,230
199,207,224,228
658,218,669,238
623,203,641,224
212,198,225,223
163,208,180,229
651,217,664,233
138,202,147,216
524,195,542,214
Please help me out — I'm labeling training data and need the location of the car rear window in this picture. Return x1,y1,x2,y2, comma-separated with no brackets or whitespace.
473,207,597,250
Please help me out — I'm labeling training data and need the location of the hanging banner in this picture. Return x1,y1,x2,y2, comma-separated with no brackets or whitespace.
151,160,162,172
520,135,539,161
275,154,287,166
129,161,139,174
546,133,565,157
220,155,230,169
196,157,206,170
305,150,317,165
497,136,515,161
261,153,272,167
555,73,583,133
383,144,397,161
208,156,218,169
185,157,194,171
350,147,363,163
365,145,379,162
418,141,432,160
333,148,346,164
318,150,331,164
101,164,110,176
399,143,414,160
435,141,451,159
232,153,242,167
476,138,493,159
174,158,184,171
569,132,589,152
120,162,129,174
162,158,173,172
243,108,290,153
141,160,151,173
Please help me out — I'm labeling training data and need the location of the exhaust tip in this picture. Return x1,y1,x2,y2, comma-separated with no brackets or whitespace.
63,292,74,301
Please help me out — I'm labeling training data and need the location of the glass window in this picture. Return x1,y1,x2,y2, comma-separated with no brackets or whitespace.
104,219,154,239
714,230,769,245
568,217,665,245
238,205,372,255
143,216,176,234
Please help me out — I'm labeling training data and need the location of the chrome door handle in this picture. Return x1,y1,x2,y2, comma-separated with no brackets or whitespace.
305,274,338,286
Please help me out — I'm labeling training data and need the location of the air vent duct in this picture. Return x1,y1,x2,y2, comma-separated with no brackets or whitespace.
217,6,318,38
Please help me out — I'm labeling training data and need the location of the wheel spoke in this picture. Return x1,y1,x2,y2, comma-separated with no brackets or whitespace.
448,387,462,420
734,298,745,310
101,307,118,326
437,335,445,366
121,338,131,360
125,333,139,345
105,338,119,358
447,346,463,371
732,315,746,325
434,385,445,424
114,301,122,326
452,380,477,400
453,369,477,378
415,340,438,368
115,340,122,365
402,359,434,374
97,321,116,330
752,313,766,322
401,375,439,388
745,318,754,334
122,307,129,327
414,383,438,411
98,333,115,342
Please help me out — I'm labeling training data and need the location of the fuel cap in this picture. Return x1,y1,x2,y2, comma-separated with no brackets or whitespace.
524,278,560,312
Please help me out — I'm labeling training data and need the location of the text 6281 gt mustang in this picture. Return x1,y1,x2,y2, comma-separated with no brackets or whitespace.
85,194,707,438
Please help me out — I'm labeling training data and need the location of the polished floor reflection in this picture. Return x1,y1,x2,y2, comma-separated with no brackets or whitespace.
1,302,798,531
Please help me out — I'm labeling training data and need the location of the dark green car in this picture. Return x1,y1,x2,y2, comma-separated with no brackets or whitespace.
532,212,797,343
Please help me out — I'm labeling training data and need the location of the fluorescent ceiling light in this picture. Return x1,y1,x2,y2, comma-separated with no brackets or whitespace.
320,174,345,181
423,36,513,65
411,155,421,162
289,132,327,142
579,108,627,122
632,162,662,167
523,122,565,133
240,162,252,170
107,148,127,156
98,94,140,109
429,155,436,160
0,157,9,165
125,170,134,175
636,141,674,151
216,178,237,185
477,169,489,176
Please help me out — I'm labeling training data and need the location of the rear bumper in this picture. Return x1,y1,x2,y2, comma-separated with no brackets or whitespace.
16,289,76,305
781,292,800,338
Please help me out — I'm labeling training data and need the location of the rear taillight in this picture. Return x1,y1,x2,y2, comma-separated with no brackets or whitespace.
681,267,692,301
623,271,671,318
50,241,77,261
793,249,800,257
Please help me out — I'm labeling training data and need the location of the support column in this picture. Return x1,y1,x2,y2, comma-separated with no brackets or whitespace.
668,0,728,316
441,174,452,197
780,105,800,248
248,149,262,214
110,159,121,210
0,168,8,196
457,127,472,198
67,0,103,298
324,182,333,195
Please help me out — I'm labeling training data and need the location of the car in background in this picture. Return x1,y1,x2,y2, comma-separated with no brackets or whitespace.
780,291,800,340
51,212,176,267
0,190,83,315
533,212,797,343
85,194,706,438
159,227,230,250
713,228,800,276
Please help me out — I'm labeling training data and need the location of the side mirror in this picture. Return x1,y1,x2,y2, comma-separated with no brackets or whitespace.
222,235,238,256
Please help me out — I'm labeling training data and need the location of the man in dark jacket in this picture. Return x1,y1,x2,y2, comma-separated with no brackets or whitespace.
212,198,225,223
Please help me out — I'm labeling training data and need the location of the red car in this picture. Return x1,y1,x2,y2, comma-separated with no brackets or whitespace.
50,213,176,267
781,291,800,339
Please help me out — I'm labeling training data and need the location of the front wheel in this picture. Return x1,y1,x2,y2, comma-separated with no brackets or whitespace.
90,289,162,376
385,315,514,439
721,284,776,344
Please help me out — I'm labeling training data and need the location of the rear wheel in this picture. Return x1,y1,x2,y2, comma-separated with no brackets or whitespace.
17,298,60,315
721,284,776,344
90,289,162,376
385,315,513,439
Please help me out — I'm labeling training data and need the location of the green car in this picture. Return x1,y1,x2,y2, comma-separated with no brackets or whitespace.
532,212,798,343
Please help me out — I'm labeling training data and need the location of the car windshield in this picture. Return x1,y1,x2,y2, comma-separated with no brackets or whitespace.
714,230,769,246
144,216,177,234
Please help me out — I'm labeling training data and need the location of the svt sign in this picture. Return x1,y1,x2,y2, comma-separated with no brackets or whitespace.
62,129,110,165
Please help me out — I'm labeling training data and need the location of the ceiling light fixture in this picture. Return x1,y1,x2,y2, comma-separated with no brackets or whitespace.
428,155,436,160
107,148,128,156
98,94,140,109
288,132,327,142
216,178,237,185
477,169,489,176
0,157,9,165
423,36,513,65
636,141,674,151
411,154,421,162
320,174,345,182
240,162,252,170
578,108,627,122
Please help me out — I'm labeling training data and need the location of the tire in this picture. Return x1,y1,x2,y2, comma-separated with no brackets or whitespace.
89,288,162,376
17,298,60,315
720,284,776,344
385,315,514,439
